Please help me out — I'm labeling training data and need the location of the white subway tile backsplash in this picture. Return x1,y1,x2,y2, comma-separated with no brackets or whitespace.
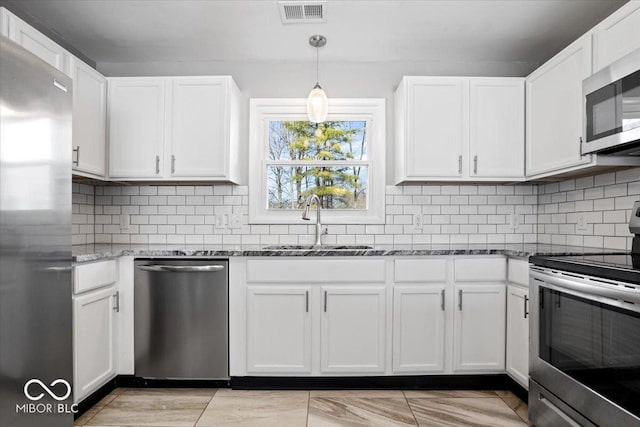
73,169,638,248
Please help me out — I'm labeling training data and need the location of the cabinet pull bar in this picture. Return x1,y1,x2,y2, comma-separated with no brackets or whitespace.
473,155,478,174
171,155,176,174
73,146,80,166
458,289,463,311
305,290,309,313
113,291,120,312
524,295,529,319
441,289,445,311
155,155,160,174
458,155,462,174
323,291,327,312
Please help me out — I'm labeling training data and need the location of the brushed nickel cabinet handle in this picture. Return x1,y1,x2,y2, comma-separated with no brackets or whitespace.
171,155,176,174
137,264,225,272
155,155,160,174
458,289,463,311
441,289,445,311
473,155,478,174
323,291,327,313
524,295,529,319
305,290,309,313
113,291,120,313
458,155,462,174
73,146,80,166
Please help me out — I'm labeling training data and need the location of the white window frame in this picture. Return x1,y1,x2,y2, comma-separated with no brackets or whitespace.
249,98,386,224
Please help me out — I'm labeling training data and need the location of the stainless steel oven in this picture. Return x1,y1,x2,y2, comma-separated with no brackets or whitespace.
529,266,640,427
582,47,640,155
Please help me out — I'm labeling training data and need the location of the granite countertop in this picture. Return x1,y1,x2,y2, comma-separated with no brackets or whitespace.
72,243,625,263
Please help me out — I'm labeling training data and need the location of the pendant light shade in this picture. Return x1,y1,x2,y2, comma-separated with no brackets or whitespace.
307,83,328,123
307,35,328,123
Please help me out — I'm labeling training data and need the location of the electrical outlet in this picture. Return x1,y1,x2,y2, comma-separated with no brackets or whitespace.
509,213,520,229
577,214,588,231
119,214,130,230
414,214,423,230
214,214,226,230
230,214,242,229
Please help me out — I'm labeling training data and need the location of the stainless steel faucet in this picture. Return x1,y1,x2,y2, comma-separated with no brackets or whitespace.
301,194,323,246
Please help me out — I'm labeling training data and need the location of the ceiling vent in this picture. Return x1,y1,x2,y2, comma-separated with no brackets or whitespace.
279,1,327,24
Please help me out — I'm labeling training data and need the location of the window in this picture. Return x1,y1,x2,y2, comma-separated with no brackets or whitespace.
249,99,385,224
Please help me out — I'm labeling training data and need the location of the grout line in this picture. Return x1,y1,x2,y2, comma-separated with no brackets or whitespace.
192,387,218,427
403,390,420,426
306,390,311,427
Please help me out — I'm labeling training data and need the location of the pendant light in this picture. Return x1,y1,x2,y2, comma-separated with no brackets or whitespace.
307,35,328,123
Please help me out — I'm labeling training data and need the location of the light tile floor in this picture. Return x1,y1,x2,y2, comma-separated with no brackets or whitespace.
74,388,531,427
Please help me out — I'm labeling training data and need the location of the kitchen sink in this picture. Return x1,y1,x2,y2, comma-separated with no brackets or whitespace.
263,245,373,250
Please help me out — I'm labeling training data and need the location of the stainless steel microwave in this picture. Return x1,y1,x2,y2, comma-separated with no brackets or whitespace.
582,47,640,155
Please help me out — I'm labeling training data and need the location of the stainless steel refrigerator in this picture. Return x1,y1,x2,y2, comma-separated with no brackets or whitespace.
0,36,72,427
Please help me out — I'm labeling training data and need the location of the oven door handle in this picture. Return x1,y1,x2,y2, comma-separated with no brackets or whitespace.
531,270,640,305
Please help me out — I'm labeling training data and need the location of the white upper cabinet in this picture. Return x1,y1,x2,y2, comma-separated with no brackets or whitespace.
526,35,592,177
1,8,69,74
108,76,240,182
108,78,166,179
469,79,524,179
395,76,524,183
70,56,107,178
395,77,466,181
168,77,240,181
593,2,640,72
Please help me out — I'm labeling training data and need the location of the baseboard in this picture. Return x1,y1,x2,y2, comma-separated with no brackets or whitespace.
75,373,528,419
231,373,527,403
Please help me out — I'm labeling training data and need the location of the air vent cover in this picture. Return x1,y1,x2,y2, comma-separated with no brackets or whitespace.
279,1,327,24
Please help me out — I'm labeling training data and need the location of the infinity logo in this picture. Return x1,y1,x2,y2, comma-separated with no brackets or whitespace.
24,379,71,401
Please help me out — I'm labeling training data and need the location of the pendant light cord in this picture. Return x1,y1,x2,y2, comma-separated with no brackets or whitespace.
316,46,319,85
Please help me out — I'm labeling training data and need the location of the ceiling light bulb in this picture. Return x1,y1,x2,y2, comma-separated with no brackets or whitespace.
307,83,328,123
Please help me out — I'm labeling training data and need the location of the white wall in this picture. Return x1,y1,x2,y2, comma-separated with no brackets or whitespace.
97,59,535,185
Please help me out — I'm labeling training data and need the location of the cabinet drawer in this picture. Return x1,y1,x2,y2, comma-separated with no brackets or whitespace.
74,260,118,294
394,259,447,283
246,259,386,283
508,259,529,287
454,258,506,282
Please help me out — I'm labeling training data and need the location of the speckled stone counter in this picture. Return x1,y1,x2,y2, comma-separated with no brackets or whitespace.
72,243,625,263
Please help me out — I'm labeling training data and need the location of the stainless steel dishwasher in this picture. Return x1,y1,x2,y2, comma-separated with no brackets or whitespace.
134,258,228,379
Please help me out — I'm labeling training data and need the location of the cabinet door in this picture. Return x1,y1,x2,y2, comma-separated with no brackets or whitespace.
405,78,466,178
169,77,228,178
70,57,106,177
108,78,165,178
469,79,524,178
526,36,592,176
392,286,445,373
506,285,529,389
6,12,68,74
593,2,640,72
73,287,117,403
453,284,506,372
246,286,311,374
321,286,385,374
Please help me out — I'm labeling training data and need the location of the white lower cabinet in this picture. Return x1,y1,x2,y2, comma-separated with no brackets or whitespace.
321,287,386,374
392,286,446,373
232,257,513,378
246,286,312,374
453,284,506,372
506,285,529,388
73,286,117,403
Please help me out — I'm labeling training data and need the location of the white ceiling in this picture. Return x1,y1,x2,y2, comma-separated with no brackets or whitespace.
9,0,628,67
